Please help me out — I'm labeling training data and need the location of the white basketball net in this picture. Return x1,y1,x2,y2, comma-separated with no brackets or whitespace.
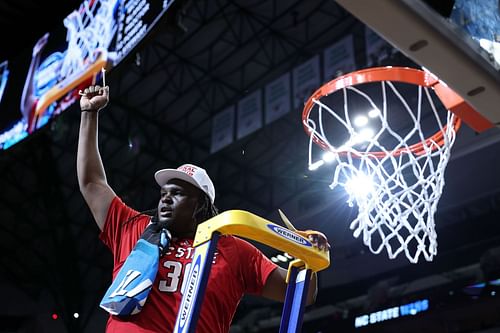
305,80,460,263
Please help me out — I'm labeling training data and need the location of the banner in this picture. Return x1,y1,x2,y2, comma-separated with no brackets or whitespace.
364,26,394,67
211,106,235,153
324,35,355,81
237,90,262,139
292,55,320,109
265,72,291,125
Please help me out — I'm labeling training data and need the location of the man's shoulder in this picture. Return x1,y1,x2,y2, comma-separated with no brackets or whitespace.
106,195,150,228
109,196,143,216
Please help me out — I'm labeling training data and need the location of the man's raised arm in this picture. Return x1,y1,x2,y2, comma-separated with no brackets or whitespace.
77,85,116,231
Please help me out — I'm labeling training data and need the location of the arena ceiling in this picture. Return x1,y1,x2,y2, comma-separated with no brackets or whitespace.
0,0,499,331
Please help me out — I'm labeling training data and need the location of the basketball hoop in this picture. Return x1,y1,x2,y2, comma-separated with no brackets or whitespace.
302,66,486,263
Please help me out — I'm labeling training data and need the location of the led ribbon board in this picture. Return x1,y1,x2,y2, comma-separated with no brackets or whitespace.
354,299,429,328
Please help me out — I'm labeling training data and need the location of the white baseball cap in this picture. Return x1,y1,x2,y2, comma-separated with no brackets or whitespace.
154,164,215,203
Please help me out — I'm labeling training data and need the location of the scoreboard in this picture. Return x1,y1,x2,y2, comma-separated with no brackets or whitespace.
0,0,177,150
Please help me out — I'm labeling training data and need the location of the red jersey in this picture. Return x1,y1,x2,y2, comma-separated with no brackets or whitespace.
99,196,277,333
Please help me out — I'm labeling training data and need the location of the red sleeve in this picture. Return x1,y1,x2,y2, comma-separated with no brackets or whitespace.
232,237,278,295
99,196,150,267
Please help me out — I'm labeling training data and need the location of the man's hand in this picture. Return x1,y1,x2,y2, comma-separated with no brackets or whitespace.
80,85,109,112
296,230,330,252
277,209,330,252
262,229,329,304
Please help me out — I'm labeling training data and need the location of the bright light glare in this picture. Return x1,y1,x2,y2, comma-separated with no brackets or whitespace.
309,160,324,171
347,128,375,146
73,313,79,319
354,115,368,127
345,173,375,199
359,128,375,140
368,109,380,118
322,151,336,163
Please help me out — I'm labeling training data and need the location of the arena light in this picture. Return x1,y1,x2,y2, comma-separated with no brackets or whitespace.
271,252,294,264
322,151,336,163
345,173,375,200
354,115,368,127
276,254,288,262
368,108,381,118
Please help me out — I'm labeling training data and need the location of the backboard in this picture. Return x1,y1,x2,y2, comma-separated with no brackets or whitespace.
334,0,500,129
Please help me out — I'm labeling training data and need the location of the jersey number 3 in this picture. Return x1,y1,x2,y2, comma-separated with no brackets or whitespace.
158,261,192,294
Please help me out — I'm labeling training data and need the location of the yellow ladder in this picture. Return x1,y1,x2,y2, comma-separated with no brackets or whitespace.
173,210,330,333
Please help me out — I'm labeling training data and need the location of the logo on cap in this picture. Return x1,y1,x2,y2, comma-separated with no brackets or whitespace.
178,165,196,177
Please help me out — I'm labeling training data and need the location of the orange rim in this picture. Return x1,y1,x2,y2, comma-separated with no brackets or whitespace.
302,66,467,157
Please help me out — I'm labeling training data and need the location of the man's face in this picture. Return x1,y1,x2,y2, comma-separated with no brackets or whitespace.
157,179,202,238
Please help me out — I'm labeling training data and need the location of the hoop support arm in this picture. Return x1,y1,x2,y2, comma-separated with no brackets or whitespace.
431,80,493,132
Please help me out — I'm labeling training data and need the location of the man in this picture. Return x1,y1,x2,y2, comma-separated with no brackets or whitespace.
77,84,329,332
